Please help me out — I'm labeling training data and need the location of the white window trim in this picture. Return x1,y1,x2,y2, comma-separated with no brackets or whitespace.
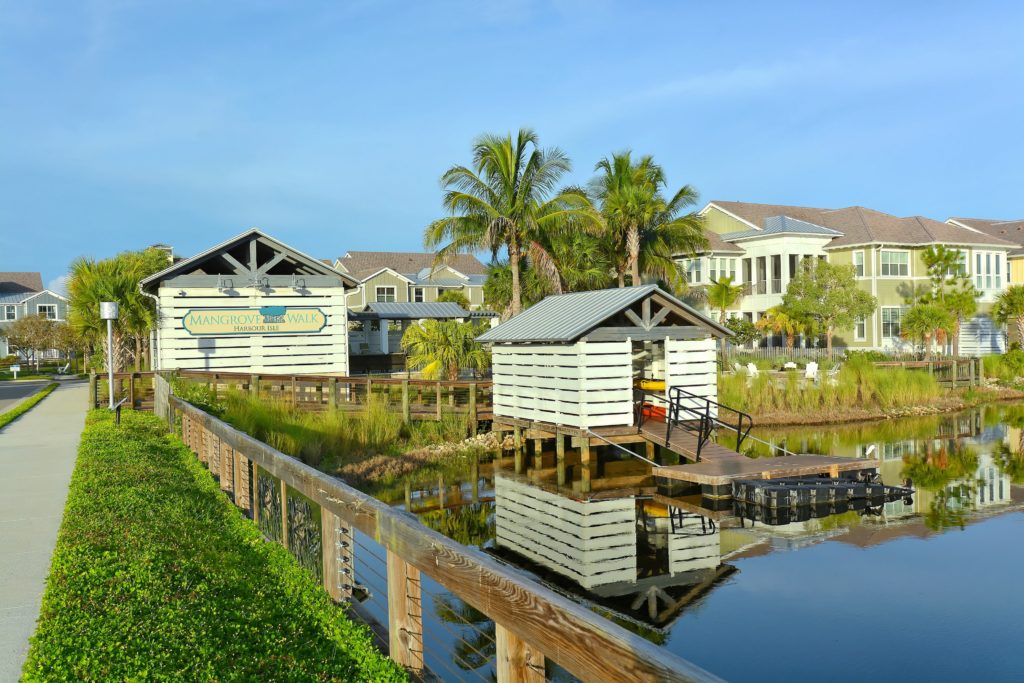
36,304,60,321
852,250,866,278
854,315,867,342
413,287,425,303
375,286,397,303
2,305,15,321
880,306,904,339
878,249,911,278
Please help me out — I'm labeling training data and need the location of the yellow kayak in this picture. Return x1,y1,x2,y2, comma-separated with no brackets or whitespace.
634,378,666,391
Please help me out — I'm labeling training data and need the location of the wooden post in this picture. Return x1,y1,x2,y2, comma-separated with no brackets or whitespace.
221,444,233,494
533,438,544,470
580,438,592,494
977,356,984,384
321,509,352,602
251,463,261,525
291,376,298,408
556,433,566,486
280,479,290,550
435,382,442,420
328,377,337,410
127,374,136,409
513,426,523,474
495,623,545,683
646,441,657,463
471,455,480,503
236,454,251,514
167,402,175,434
88,373,97,408
401,380,411,423
404,480,412,510
968,358,975,387
366,377,372,404
386,550,424,673
250,374,260,398
468,383,478,434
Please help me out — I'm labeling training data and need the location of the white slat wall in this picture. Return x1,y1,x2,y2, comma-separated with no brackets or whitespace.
491,340,633,429
665,515,721,575
494,476,637,590
665,337,717,418
156,286,349,375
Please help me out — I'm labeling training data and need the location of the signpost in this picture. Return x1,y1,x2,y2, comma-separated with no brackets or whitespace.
10,364,20,379
100,302,119,409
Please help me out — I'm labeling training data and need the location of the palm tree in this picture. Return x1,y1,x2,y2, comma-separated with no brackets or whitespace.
482,261,548,320
425,129,595,316
401,320,490,381
901,303,954,360
755,306,804,350
706,276,744,357
993,285,1024,345
589,151,706,287
944,279,978,357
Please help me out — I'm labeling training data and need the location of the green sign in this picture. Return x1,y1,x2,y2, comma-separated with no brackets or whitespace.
182,307,328,336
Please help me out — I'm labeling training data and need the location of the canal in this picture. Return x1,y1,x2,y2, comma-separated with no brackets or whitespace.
378,402,1024,682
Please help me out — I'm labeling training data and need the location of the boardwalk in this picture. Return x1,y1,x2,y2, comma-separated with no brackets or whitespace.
0,382,86,680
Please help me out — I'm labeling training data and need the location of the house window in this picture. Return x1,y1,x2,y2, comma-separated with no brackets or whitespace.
853,251,865,277
880,250,909,277
881,307,903,339
975,252,1004,290
413,287,424,302
2,305,14,321
375,286,396,303
708,257,737,283
37,304,57,320
683,258,702,284
854,315,867,341
945,250,967,277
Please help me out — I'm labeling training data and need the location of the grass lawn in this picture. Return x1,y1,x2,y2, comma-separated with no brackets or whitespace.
22,409,406,682
0,382,57,431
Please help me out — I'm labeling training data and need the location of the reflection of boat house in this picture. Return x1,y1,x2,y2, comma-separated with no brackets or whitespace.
141,229,356,374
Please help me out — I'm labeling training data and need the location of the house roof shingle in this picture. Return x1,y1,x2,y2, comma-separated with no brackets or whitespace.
0,272,43,298
337,251,487,281
708,202,1018,250
948,217,1024,253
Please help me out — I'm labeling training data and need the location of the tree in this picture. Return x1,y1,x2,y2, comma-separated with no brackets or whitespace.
589,151,706,288
6,314,56,368
482,261,549,320
706,276,744,357
436,290,471,309
993,285,1024,345
724,317,762,347
401,320,490,381
921,245,977,356
901,303,954,360
943,280,978,357
782,260,876,354
755,306,805,350
425,128,595,316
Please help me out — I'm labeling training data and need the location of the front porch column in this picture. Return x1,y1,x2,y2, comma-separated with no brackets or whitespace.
379,319,390,355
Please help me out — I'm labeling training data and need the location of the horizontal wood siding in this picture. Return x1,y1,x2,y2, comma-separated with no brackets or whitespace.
665,338,717,417
156,287,348,375
491,340,633,429
494,476,637,590
666,514,721,575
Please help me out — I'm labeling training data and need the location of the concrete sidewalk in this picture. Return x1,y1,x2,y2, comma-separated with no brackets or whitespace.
0,382,86,681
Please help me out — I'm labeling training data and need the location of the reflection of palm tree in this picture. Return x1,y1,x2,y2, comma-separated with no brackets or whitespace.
992,442,1024,484
925,483,977,531
420,503,495,548
432,593,495,671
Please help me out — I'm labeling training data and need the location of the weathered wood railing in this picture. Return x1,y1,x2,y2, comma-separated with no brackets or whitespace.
90,371,156,410
873,357,984,387
160,384,722,683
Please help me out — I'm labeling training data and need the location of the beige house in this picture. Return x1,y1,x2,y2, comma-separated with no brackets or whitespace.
687,201,1018,354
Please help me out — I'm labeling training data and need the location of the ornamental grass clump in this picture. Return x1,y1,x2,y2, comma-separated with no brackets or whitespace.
23,409,404,682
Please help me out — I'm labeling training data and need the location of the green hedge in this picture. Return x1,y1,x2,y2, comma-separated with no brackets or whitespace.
0,382,57,431
22,410,406,682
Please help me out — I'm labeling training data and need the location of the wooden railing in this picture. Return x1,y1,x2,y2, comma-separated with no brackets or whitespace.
89,371,156,410
873,358,983,387
160,382,722,683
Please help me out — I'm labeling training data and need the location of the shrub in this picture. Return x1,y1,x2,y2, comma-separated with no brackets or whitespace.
23,409,404,682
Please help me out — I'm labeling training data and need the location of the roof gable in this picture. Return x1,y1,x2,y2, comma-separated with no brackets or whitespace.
477,285,730,344
0,272,43,296
141,229,356,290
338,251,486,281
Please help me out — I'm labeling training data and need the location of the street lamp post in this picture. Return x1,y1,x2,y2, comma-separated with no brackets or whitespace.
100,302,119,409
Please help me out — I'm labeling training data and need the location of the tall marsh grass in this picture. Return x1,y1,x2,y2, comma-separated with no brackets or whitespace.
720,355,942,415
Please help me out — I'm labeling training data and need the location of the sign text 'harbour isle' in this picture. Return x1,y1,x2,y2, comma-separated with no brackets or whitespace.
182,307,328,336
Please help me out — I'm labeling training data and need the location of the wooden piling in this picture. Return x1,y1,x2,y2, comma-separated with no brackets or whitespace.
580,438,592,493
280,479,289,550
387,550,424,673
401,380,411,423
495,623,545,683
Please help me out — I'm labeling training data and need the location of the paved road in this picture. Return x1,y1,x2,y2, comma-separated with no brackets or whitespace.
0,381,51,413
0,382,86,680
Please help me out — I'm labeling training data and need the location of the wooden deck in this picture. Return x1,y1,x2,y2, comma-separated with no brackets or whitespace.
640,420,878,487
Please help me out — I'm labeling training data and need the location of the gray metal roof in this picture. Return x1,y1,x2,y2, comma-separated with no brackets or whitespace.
355,301,471,320
476,285,730,344
721,216,843,241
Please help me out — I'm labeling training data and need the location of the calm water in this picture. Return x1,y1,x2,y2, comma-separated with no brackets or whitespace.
366,403,1024,682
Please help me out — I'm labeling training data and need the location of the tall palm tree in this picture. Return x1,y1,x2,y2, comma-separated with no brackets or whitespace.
993,285,1024,345
755,306,805,350
425,129,595,316
482,260,548,320
706,276,744,357
401,320,490,381
589,151,706,288
901,303,954,360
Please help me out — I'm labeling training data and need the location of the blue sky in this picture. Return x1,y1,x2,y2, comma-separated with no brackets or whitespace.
2,1,1023,289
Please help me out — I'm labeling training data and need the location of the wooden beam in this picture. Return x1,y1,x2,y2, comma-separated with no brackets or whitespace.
648,306,671,328
255,250,288,276
496,623,545,683
583,326,706,342
623,309,645,328
641,298,651,327
221,252,250,275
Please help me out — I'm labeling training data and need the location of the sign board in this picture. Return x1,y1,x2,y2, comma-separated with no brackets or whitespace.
182,307,328,336
10,365,20,373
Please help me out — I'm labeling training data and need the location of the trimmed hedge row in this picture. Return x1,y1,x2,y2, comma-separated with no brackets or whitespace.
22,409,406,682
0,382,57,431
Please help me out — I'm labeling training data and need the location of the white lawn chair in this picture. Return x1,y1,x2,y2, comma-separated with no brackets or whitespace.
804,361,819,381
57,362,71,375
733,361,743,373
827,363,842,384
783,361,798,370
746,362,760,378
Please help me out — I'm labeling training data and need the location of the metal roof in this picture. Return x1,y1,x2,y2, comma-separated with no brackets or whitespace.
721,216,843,241
354,301,472,320
476,285,730,344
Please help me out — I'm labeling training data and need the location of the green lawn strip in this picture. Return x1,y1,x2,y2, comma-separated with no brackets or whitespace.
0,382,57,431
22,409,406,682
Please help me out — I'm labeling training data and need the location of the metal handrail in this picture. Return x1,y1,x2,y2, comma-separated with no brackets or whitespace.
634,386,754,461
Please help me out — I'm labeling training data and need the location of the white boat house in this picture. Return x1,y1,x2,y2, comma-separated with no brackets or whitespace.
476,285,731,432
140,229,356,374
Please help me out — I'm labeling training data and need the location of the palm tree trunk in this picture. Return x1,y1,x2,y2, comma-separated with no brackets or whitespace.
1017,316,1024,347
825,328,833,355
952,318,961,358
719,310,728,360
509,241,522,316
627,225,641,286
134,335,142,372
617,269,625,288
